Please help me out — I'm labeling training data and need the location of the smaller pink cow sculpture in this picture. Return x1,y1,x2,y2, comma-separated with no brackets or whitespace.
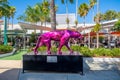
34,30,82,55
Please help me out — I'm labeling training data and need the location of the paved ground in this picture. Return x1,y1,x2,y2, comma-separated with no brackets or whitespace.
19,70,120,80
0,58,120,80
0,60,21,80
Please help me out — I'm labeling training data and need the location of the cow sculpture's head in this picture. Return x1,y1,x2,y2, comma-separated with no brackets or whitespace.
71,31,83,39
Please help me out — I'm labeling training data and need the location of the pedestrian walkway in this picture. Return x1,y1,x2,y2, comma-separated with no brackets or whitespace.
19,70,120,80
0,58,120,80
0,60,21,80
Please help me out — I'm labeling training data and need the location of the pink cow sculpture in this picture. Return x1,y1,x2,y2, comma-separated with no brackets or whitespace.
34,30,82,55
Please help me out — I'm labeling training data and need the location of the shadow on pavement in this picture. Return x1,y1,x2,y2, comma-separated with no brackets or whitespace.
0,68,20,80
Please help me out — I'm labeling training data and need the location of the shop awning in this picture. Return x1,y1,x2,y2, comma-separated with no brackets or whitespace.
111,31,120,36
84,32,105,36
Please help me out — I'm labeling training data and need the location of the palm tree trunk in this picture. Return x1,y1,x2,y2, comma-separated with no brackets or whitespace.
108,29,110,48
50,0,56,30
83,16,85,27
88,8,94,48
97,0,100,48
66,0,68,17
88,7,94,48
88,32,90,48
66,0,69,28
83,16,86,34
75,0,78,20
40,22,43,33
92,7,95,23
75,0,78,29
12,18,13,30
96,32,99,48
45,16,46,27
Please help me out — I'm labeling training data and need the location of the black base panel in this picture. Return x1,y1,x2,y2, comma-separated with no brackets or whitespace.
22,52,83,74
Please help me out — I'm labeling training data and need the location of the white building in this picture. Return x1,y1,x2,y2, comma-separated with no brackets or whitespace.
0,14,118,35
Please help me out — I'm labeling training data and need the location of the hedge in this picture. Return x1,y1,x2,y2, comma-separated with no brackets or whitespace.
0,45,13,54
28,46,120,57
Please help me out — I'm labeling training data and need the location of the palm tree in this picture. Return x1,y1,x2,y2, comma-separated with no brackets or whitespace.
25,6,38,23
104,10,117,21
18,1,50,33
87,0,96,48
92,0,101,48
66,17,70,29
94,10,118,22
0,0,11,45
61,0,74,28
34,2,50,33
35,1,50,25
6,6,16,30
0,0,10,19
74,20,78,28
89,0,96,22
9,6,16,29
117,12,120,19
50,0,56,30
9,6,16,43
24,6,39,33
78,3,89,29
18,1,50,25
34,3,45,26
75,0,78,20
74,0,78,29
0,0,9,17
100,10,117,48
94,0,100,48
92,23,101,48
94,13,104,22
41,0,50,26
94,13,104,45
78,3,89,47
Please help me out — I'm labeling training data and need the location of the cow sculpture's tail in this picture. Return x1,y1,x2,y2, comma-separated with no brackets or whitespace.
34,36,42,55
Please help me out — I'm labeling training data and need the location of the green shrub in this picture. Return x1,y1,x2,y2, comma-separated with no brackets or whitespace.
27,45,120,57
38,46,47,51
0,45,13,54
91,48,112,57
71,45,80,51
51,46,57,52
111,48,120,57
29,33,36,44
79,46,92,57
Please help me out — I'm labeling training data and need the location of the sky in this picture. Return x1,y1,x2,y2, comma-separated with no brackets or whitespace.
7,0,120,24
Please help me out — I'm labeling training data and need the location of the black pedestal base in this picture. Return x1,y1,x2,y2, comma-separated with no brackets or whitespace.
23,52,83,75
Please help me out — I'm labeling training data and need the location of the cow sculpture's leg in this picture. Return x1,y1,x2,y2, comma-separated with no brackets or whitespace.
34,36,43,55
58,44,64,55
45,40,51,55
58,36,69,55
65,43,73,54
34,42,43,55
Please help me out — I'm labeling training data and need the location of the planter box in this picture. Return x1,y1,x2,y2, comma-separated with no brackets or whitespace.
22,52,83,75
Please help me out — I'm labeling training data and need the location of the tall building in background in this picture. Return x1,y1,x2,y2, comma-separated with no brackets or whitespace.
56,13,75,25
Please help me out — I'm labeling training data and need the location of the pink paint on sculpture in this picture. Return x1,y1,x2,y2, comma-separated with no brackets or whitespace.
34,30,82,55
